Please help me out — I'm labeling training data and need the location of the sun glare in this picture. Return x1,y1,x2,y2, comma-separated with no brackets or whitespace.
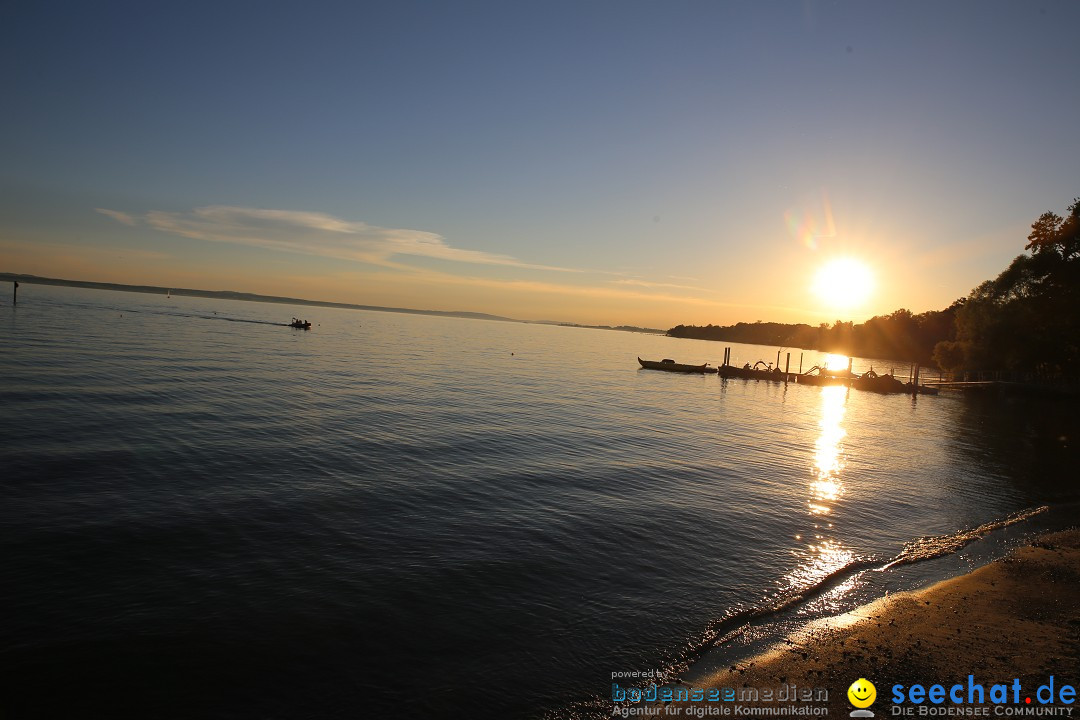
812,258,874,310
823,354,850,372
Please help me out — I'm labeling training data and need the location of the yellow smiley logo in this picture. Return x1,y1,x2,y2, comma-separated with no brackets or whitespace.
848,678,876,708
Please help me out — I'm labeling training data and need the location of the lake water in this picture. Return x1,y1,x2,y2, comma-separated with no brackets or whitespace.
1,284,1076,720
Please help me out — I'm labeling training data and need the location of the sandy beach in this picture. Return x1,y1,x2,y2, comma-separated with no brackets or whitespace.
655,529,1080,716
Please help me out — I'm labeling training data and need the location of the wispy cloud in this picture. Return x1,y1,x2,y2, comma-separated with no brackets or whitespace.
101,205,581,272
95,208,137,226
611,278,709,292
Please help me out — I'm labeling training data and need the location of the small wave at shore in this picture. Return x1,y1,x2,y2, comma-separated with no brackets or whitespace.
687,505,1050,665
881,505,1048,569
558,504,1054,720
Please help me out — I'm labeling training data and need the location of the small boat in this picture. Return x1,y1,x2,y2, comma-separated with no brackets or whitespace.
719,360,789,381
289,319,312,329
793,365,852,387
638,357,718,374
851,369,906,393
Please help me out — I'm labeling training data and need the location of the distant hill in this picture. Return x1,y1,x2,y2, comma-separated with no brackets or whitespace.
0,273,517,323
534,321,666,334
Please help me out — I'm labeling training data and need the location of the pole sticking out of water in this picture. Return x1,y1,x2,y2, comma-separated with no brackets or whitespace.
12,281,17,306
799,353,803,374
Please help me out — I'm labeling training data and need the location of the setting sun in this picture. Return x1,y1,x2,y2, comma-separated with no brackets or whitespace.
812,258,875,310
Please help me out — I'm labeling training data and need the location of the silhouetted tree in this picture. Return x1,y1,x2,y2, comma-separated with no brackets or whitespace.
934,197,1080,374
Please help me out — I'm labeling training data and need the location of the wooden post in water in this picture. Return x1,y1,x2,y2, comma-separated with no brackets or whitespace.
12,281,17,306
776,350,781,369
799,353,803,373
848,357,853,374
913,363,920,395
785,353,790,383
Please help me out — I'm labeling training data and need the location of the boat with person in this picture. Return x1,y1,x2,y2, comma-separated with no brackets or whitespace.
638,357,718,374
289,318,312,329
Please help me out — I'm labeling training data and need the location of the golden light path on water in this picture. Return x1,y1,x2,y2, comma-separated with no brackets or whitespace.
810,384,848,515
782,385,854,595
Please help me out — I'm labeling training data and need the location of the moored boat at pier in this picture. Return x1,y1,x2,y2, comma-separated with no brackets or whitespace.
638,357,718,374
718,360,788,381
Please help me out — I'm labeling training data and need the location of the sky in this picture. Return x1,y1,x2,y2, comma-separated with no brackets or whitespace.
2,0,1079,328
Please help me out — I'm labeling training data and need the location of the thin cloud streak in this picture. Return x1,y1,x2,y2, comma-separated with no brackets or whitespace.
101,205,584,273
371,265,811,316
611,278,709,292
95,208,136,226
91,205,811,320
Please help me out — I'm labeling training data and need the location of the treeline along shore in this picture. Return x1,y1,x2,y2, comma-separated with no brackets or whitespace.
668,307,958,368
670,196,1080,379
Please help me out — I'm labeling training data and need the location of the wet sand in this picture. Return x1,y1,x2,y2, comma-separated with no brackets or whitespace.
664,529,1080,715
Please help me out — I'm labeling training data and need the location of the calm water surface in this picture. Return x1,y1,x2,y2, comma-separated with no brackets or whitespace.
1,285,1076,719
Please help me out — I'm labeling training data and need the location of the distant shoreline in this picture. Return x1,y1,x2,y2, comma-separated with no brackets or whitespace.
0,272,672,334
0,272,520,323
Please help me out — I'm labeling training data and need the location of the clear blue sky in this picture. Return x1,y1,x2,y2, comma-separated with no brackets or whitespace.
3,0,1078,326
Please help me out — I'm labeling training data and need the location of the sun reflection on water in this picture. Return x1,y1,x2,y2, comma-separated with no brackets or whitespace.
810,385,847,515
779,385,859,601
781,538,857,594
